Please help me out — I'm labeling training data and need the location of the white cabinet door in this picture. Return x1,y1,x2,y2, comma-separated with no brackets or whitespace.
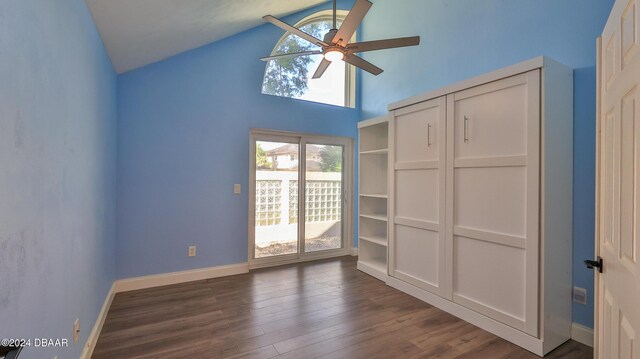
447,71,540,336
391,97,447,296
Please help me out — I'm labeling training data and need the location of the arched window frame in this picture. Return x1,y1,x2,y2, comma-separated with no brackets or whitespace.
262,10,356,108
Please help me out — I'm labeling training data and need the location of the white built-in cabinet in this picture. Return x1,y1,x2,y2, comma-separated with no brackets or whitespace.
358,57,574,357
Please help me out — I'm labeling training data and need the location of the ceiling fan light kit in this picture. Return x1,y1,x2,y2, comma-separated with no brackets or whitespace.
260,0,420,79
324,48,345,62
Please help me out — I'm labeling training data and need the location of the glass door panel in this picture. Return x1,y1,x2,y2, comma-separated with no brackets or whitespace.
254,140,299,258
304,144,344,253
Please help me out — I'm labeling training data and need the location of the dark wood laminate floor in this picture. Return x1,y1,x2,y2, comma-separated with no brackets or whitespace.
92,256,591,359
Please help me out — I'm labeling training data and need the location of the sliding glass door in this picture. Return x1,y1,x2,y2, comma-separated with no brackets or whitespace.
253,139,299,259
303,143,344,253
249,131,352,268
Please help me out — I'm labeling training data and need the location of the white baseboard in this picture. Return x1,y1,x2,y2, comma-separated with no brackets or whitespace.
114,263,249,292
350,247,358,256
80,282,116,359
571,323,594,347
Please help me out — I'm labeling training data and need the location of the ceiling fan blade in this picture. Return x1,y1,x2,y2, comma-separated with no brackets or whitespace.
344,54,383,75
347,36,420,53
312,59,332,79
260,51,322,61
263,15,328,47
332,0,372,46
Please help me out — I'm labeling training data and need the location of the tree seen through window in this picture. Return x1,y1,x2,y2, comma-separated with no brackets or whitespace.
261,15,349,107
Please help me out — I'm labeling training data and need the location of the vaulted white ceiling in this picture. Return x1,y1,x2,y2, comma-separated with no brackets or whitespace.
86,0,328,74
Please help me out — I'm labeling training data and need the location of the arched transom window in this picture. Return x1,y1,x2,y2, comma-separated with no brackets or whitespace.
261,10,355,108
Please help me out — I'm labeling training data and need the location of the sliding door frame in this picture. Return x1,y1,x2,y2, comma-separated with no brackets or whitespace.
248,128,354,269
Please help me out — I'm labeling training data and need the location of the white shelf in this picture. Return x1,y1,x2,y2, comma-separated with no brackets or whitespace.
360,214,387,222
359,212,387,221
360,235,387,247
360,155,388,194
360,193,388,199
358,115,389,128
359,120,389,153
360,149,388,155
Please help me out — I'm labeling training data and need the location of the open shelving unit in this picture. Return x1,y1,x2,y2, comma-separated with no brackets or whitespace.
357,116,389,282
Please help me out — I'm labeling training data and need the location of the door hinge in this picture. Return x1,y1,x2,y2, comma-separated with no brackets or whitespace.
584,256,603,273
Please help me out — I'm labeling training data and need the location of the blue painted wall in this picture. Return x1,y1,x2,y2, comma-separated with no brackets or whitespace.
358,0,614,328
0,0,615,351
0,0,117,358
116,1,359,279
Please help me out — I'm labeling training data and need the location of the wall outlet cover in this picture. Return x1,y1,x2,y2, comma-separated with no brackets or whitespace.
573,286,587,305
188,246,196,257
234,184,241,194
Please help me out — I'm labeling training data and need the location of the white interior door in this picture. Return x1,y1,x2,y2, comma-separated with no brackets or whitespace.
596,0,640,357
448,71,540,336
390,97,447,296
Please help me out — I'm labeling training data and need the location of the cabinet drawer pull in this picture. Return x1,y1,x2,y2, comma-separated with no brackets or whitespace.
464,116,469,144
427,123,432,147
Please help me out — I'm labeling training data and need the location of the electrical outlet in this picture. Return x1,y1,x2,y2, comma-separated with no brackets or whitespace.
188,246,196,257
73,318,80,344
573,286,587,305
234,184,241,194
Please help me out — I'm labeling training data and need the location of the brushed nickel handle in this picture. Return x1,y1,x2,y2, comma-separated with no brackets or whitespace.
464,116,469,144
427,123,432,147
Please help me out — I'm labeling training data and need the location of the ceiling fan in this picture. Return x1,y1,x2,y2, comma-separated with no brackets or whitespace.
260,0,420,79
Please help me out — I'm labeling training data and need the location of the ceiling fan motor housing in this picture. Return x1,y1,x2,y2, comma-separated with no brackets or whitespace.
323,29,339,44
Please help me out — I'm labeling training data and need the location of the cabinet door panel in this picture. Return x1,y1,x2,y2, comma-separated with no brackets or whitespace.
453,235,526,331
454,167,526,237
454,74,529,159
396,169,438,223
395,101,441,163
395,225,440,289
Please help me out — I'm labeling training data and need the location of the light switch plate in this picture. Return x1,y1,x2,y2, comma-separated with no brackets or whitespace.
234,184,241,194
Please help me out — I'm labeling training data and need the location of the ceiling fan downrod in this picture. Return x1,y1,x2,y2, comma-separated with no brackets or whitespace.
333,0,337,30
